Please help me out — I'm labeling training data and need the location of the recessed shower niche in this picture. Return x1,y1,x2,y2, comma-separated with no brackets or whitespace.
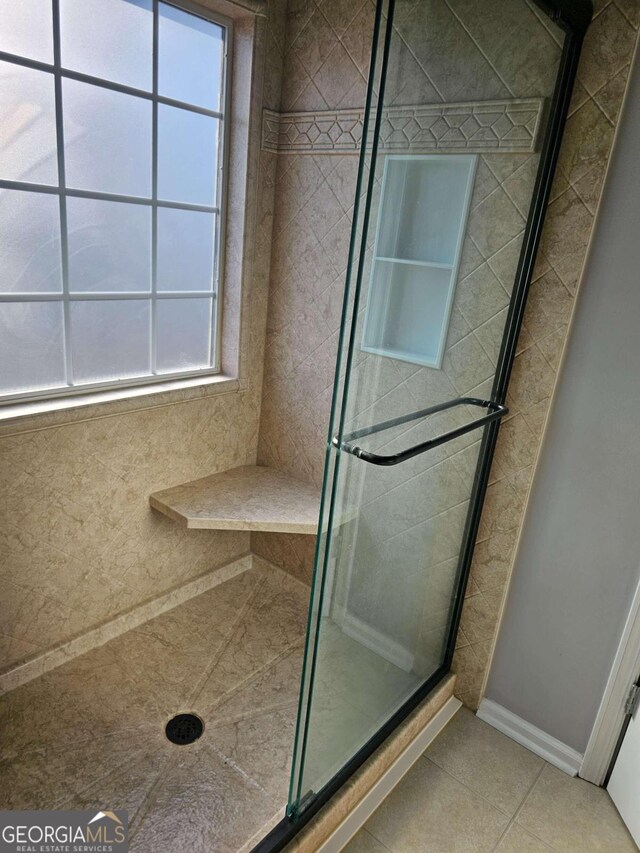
362,155,476,368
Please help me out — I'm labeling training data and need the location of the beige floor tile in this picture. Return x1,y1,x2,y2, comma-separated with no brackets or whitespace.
517,764,637,852
494,823,554,852
344,827,391,852
426,707,544,816
365,756,510,852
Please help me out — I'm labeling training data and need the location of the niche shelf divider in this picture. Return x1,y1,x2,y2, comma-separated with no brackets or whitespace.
149,465,321,534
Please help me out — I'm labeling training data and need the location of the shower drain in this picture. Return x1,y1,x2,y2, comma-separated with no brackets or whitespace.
165,713,204,745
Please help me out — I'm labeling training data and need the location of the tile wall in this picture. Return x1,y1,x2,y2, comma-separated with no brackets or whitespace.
254,0,640,708
0,0,288,677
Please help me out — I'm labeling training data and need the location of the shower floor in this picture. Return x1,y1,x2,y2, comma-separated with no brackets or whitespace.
0,560,310,852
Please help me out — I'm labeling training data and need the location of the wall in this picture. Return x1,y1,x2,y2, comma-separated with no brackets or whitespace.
253,0,560,583
457,1,640,709
485,43,640,755
0,0,287,678
254,0,640,711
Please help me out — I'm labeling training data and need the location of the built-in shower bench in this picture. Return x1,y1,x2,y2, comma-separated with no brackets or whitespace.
149,465,321,534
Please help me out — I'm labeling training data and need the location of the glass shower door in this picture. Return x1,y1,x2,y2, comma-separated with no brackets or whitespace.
287,0,586,820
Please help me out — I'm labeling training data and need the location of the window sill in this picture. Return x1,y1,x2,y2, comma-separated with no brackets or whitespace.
0,373,241,435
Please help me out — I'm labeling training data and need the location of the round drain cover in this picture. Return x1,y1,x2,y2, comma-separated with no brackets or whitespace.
165,713,204,745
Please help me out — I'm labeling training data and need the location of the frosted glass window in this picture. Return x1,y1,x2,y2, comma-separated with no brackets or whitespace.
158,105,219,205
0,302,65,395
0,62,58,185
0,190,62,293
157,208,215,292
159,2,224,110
0,0,54,63
70,300,151,383
60,0,153,90
0,1,228,403
67,198,152,292
63,80,152,197
156,298,212,373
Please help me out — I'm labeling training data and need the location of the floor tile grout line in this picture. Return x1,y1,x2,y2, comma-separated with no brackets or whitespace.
186,574,268,707
205,697,300,732
420,754,518,822
206,739,271,796
129,576,307,844
202,638,306,724
511,760,548,824
359,825,395,852
126,749,184,840
53,744,163,815
488,759,548,851
127,575,270,840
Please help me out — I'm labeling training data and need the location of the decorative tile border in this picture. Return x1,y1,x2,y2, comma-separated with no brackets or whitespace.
262,98,544,155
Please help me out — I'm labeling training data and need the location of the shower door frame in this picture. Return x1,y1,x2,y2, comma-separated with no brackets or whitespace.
255,0,593,849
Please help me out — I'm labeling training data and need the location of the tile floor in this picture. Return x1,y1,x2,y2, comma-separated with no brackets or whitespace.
345,707,638,853
0,561,310,852
2,565,636,853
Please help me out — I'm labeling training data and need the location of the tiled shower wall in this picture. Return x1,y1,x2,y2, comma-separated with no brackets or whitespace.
0,0,288,677
254,0,640,708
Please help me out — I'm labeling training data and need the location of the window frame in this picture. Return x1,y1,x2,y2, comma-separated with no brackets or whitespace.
0,0,233,407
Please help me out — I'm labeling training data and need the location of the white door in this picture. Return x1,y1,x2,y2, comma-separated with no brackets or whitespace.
608,688,640,846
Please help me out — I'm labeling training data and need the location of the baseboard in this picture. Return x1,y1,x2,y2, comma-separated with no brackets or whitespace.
317,696,462,852
477,698,583,776
339,611,415,672
0,553,252,696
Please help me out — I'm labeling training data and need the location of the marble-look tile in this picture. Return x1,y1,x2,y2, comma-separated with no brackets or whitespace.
259,0,636,730
615,0,640,29
501,156,540,219
572,161,608,215
365,756,510,852
496,414,537,474
62,746,169,827
130,741,277,853
517,764,637,852
455,263,510,329
495,823,555,852
506,344,556,411
442,334,495,396
0,562,309,850
149,465,321,534
577,3,637,95
446,0,562,97
194,567,308,712
470,529,518,594
288,677,456,852
468,189,525,262
343,828,390,853
426,707,543,817
557,99,615,187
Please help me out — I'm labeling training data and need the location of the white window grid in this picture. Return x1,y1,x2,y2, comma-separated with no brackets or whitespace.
0,0,231,405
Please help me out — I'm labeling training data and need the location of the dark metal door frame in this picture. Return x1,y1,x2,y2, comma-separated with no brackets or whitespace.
255,0,593,849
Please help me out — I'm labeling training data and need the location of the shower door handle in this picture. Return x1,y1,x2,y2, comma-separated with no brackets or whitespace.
332,398,508,466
